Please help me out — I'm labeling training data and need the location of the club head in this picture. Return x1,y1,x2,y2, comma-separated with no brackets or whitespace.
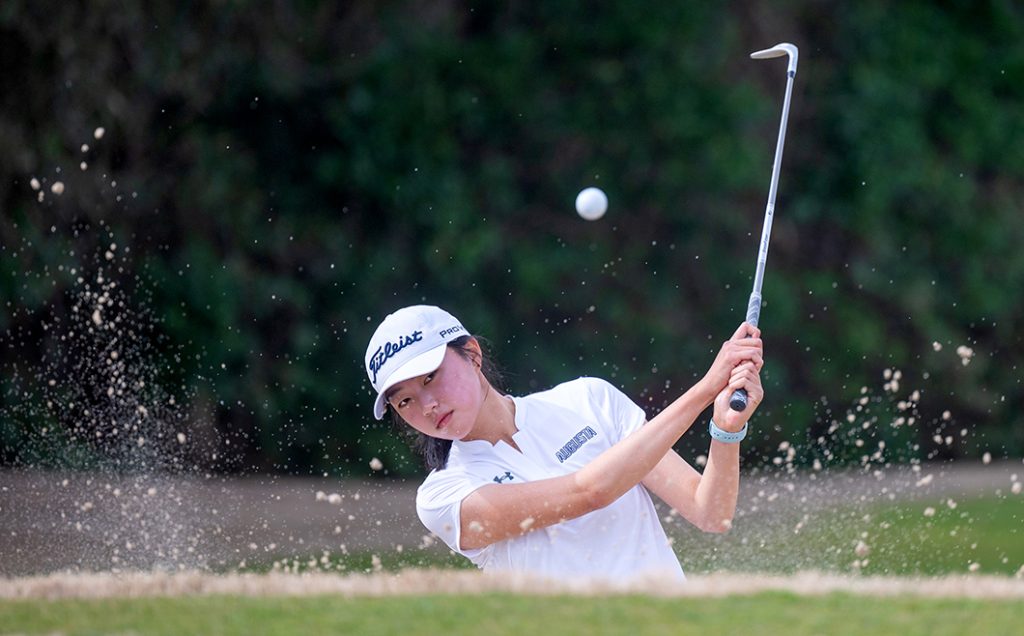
750,42,798,76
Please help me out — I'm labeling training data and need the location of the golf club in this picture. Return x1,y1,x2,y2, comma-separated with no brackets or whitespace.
729,42,799,412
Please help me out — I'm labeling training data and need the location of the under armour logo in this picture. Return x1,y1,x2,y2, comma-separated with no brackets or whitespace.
493,471,514,484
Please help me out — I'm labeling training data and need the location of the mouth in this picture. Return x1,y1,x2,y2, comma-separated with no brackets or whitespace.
437,411,453,430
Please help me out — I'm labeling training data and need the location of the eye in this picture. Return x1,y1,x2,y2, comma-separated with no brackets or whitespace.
396,397,411,409
423,372,435,385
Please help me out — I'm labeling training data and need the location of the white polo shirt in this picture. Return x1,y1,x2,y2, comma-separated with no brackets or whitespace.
416,377,685,583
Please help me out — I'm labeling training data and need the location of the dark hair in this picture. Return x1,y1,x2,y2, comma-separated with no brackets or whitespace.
389,335,505,471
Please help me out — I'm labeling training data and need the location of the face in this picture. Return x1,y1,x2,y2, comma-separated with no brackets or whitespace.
386,343,487,441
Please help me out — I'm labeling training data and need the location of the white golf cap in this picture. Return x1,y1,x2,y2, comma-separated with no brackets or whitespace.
364,305,469,420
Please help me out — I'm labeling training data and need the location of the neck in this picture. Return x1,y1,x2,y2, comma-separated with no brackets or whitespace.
463,386,518,446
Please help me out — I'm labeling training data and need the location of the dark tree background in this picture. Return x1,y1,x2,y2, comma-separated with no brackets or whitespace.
2,1,1022,476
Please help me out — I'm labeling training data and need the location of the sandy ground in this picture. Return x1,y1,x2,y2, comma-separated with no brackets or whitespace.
1,460,1020,577
0,471,420,576
4,569,1024,601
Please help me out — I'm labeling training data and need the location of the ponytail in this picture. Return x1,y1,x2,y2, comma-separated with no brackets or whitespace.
415,437,455,472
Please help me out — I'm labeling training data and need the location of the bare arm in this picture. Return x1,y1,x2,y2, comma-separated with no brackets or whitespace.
642,436,741,533
458,324,762,550
644,353,764,533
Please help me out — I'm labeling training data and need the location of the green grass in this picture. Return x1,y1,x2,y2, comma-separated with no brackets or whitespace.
2,593,1023,636
847,494,1024,576
669,493,1024,576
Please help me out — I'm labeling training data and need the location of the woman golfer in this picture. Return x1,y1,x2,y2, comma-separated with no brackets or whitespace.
364,305,763,582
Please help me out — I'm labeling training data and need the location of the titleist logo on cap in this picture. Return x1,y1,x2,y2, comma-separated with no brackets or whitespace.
368,330,423,384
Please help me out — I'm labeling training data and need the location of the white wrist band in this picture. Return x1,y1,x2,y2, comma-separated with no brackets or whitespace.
709,419,748,443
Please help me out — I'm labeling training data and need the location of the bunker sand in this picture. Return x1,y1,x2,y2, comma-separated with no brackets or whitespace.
4,569,1024,600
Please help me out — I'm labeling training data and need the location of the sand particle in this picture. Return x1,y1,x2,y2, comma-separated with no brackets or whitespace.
956,345,974,366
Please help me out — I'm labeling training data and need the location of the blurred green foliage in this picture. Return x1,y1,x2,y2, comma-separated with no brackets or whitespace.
1,1,1022,475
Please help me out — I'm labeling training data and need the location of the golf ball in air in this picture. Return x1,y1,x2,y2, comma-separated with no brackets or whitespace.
575,187,607,221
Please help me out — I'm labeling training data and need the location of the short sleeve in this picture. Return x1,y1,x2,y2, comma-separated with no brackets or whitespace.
583,377,648,440
415,468,492,563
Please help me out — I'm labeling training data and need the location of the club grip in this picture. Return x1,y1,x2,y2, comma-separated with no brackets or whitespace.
729,387,749,412
729,292,761,413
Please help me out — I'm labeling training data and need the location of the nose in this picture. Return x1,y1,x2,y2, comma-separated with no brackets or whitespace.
420,389,439,417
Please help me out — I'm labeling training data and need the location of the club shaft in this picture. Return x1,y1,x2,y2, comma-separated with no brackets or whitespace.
747,70,795,324
730,63,796,413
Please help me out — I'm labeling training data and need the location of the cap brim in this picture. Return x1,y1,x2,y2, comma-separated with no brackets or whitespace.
372,343,448,419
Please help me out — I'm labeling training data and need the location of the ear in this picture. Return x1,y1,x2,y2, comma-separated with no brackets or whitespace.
464,337,483,367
